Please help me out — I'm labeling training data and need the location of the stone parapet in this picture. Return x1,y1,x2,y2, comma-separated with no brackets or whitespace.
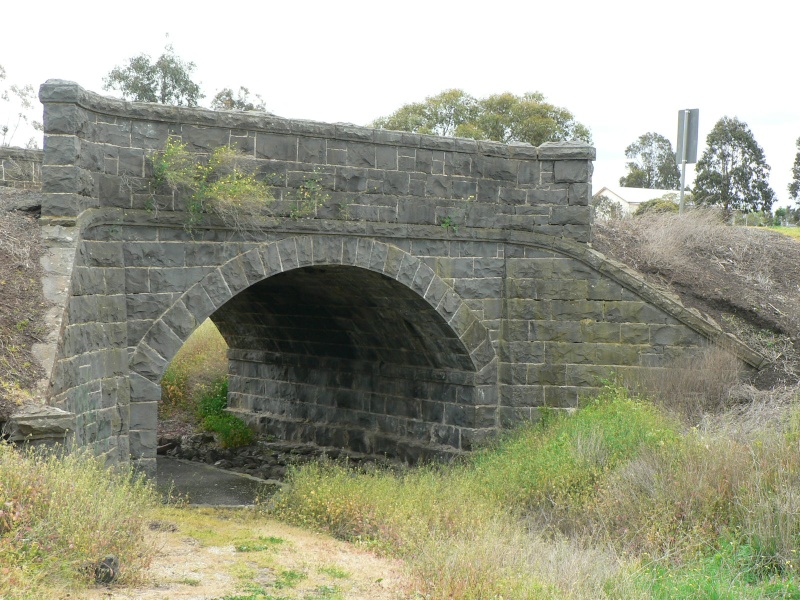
0,147,42,189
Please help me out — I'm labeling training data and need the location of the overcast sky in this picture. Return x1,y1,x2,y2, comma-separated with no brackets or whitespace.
3,0,798,207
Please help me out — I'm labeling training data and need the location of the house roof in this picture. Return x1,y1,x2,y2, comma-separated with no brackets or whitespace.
593,185,679,206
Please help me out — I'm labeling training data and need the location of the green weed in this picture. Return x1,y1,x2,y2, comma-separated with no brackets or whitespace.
235,536,285,552
273,568,307,589
317,565,349,579
289,171,330,219
197,379,254,448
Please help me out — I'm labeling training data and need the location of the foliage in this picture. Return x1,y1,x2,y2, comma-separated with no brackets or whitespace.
771,207,800,227
211,87,266,112
197,378,254,448
269,381,800,596
633,195,679,216
103,43,203,106
372,88,591,146
789,136,800,203
619,132,680,189
270,385,676,597
289,171,330,219
152,137,274,232
470,386,678,515
159,317,251,448
591,193,624,221
693,116,776,213
160,318,228,420
0,443,158,597
0,64,42,148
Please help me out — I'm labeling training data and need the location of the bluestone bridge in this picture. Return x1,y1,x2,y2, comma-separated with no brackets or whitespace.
35,81,763,475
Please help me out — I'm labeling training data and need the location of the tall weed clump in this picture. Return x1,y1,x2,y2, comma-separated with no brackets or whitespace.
471,386,677,527
626,343,744,423
152,137,274,234
0,443,159,597
197,378,254,448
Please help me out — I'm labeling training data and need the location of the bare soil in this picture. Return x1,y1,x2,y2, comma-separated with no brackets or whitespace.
80,509,409,600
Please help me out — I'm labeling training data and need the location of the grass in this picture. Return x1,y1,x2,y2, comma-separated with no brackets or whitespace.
235,536,286,552
0,442,159,599
161,318,254,448
770,225,800,241
160,318,228,421
269,383,800,599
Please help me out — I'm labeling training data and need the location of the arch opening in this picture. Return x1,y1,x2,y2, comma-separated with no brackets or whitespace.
210,265,485,463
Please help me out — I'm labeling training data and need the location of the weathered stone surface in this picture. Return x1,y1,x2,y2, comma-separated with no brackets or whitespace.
4,404,76,443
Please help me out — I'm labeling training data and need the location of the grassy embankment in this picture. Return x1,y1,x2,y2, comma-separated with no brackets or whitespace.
270,376,800,598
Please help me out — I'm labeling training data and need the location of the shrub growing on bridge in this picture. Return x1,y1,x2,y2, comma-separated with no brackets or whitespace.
152,138,273,232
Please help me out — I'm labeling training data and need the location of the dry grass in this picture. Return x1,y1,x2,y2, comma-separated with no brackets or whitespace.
594,208,800,386
0,205,47,420
625,343,745,423
0,443,159,598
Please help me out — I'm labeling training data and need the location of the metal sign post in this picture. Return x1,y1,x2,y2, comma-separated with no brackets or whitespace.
676,109,699,213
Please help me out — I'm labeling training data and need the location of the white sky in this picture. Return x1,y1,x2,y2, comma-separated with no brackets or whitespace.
2,0,798,207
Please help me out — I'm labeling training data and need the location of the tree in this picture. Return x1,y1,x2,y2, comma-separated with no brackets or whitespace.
210,87,266,112
372,89,591,146
619,132,680,189
634,195,679,216
0,64,42,148
591,194,623,221
693,116,775,213
103,43,203,106
373,89,478,138
789,137,800,203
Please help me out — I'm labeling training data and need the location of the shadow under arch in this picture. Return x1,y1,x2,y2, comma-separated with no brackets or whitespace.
129,235,497,471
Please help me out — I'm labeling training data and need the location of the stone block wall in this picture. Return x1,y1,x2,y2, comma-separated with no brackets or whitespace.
0,147,42,188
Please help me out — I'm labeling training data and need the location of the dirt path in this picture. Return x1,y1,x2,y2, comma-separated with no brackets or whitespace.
82,508,410,600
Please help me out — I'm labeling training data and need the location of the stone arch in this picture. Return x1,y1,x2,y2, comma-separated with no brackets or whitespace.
128,235,496,467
